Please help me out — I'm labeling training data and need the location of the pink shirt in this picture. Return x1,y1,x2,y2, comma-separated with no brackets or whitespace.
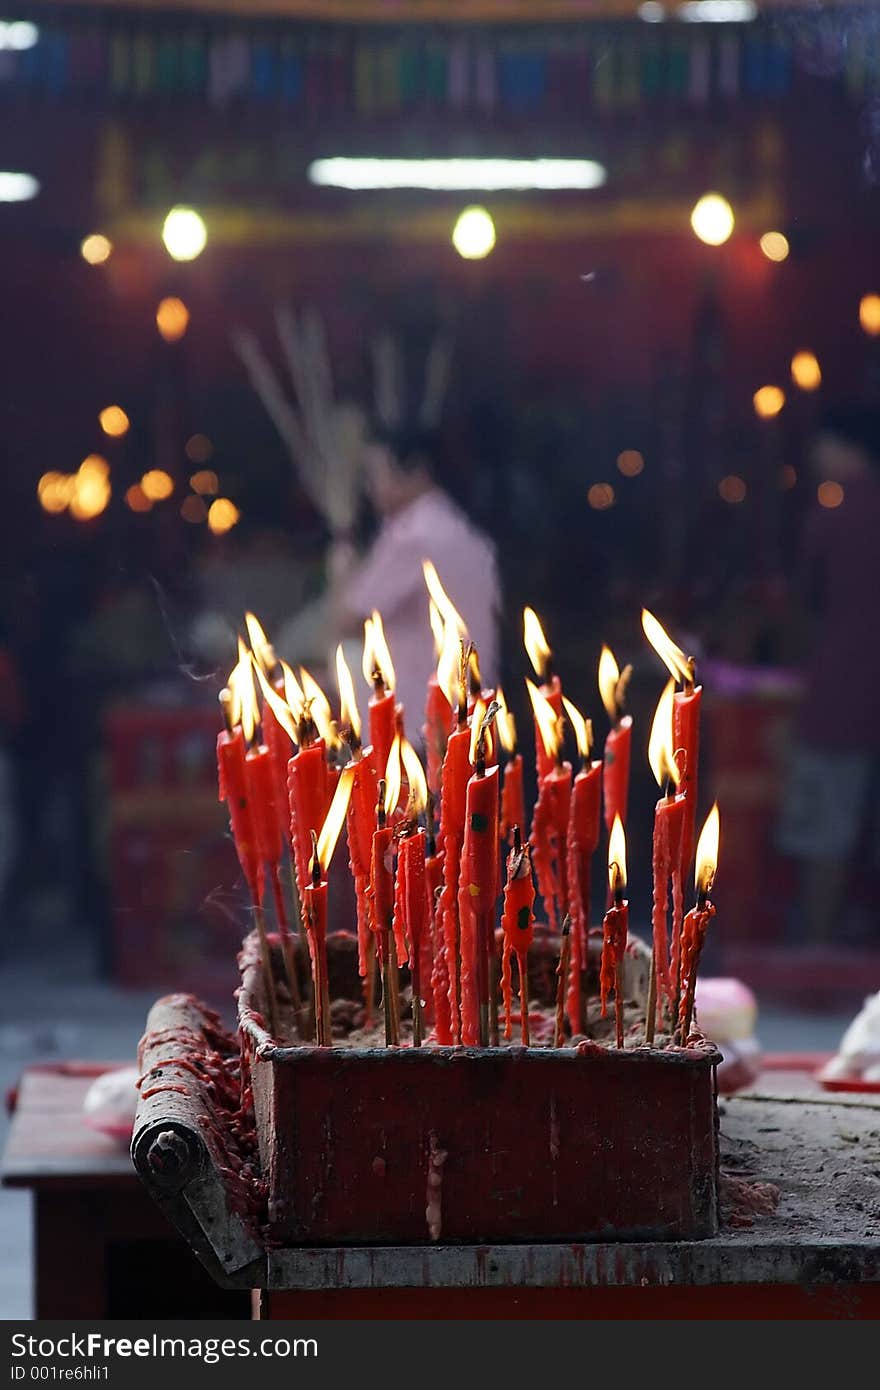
345,488,500,737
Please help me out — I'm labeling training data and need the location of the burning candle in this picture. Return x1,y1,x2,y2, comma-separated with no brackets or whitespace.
362,610,401,783
245,612,292,849
600,815,629,1048
524,606,563,782
424,792,449,1043
501,831,535,1045
678,805,720,1039
437,629,471,1043
423,599,452,797
646,679,687,1043
216,682,262,907
562,697,602,1036
306,769,355,1046
642,609,703,885
397,739,430,1046
496,688,525,848
599,646,633,835
336,645,379,990
527,680,572,932
459,703,501,1047
371,744,401,1046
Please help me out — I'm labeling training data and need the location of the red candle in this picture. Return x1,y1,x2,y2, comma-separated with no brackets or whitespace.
598,646,633,834
501,834,536,1045
527,680,572,932
304,770,355,1047
245,742,290,928
216,721,262,904
599,815,629,1048
459,754,500,1047
401,827,428,1043
678,804,720,1038
244,615,294,850
287,740,329,901
674,683,702,883
438,720,470,1043
425,826,448,1042
647,680,687,1025
495,689,524,846
562,698,602,1036
363,611,402,788
524,606,562,782
424,673,451,797
337,644,380,985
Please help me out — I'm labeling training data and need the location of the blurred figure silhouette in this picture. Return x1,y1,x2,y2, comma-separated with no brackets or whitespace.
778,405,880,943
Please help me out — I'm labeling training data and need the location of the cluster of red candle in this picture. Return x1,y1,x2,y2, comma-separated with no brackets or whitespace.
215,581,720,1050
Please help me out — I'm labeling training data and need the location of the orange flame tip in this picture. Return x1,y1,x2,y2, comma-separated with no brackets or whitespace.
607,814,627,894
641,608,691,685
647,679,681,791
695,804,720,899
383,735,402,817
526,679,561,760
523,606,551,681
422,560,467,636
400,738,428,817
312,767,355,877
244,612,276,677
254,663,299,744
362,610,396,694
561,696,592,761
494,686,517,755
335,644,362,742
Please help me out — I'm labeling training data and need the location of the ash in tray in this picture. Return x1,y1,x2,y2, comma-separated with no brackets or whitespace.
267,926,672,1050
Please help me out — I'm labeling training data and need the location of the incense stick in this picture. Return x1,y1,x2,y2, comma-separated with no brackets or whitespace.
253,903,280,1039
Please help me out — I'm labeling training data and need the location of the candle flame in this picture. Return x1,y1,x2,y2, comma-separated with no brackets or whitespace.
429,600,445,660
469,698,487,763
300,667,336,747
400,737,428,816
468,645,482,693
423,559,467,635
641,608,691,685
244,611,276,678
561,696,592,761
598,646,621,723
526,678,561,760
384,734,402,817
607,813,627,894
253,662,299,744
523,606,551,681
235,648,259,747
336,644,362,742
226,660,243,728
437,623,463,711
695,803,720,899
648,679,681,790
279,660,304,719
494,687,517,755
362,609,396,694
312,766,355,878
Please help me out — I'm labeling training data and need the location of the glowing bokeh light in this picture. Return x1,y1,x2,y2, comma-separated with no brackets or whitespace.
719,475,747,504
309,157,606,192
587,483,616,510
156,297,189,343
779,464,797,490
81,234,112,266
189,469,218,495
125,484,152,513
162,206,207,262
753,385,785,419
817,480,844,509
185,434,213,464
690,193,734,246
141,469,174,501
616,449,645,477
452,206,496,260
859,294,880,336
207,498,240,535
759,231,789,263
0,172,39,202
790,351,821,392
0,21,40,50
37,472,74,514
99,405,130,438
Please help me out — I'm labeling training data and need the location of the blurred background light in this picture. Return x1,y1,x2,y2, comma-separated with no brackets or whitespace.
859,293,880,336
185,434,213,464
790,351,821,391
156,297,189,343
140,470,174,502
719,474,747,503
162,206,207,262
452,206,496,260
753,385,785,418
0,171,39,202
309,157,606,191
690,193,734,245
37,472,74,514
125,484,152,513
760,231,790,263
99,405,130,437
0,21,39,50
677,1,757,21
616,449,645,477
207,498,240,535
817,480,844,509
180,495,208,524
587,482,615,510
779,464,798,490
189,469,218,495
80,233,112,265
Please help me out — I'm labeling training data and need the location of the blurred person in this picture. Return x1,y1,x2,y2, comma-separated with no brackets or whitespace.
778,405,880,942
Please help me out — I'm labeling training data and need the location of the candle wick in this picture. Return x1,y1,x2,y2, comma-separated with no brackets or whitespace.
512,825,522,854
310,829,321,887
372,669,385,698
